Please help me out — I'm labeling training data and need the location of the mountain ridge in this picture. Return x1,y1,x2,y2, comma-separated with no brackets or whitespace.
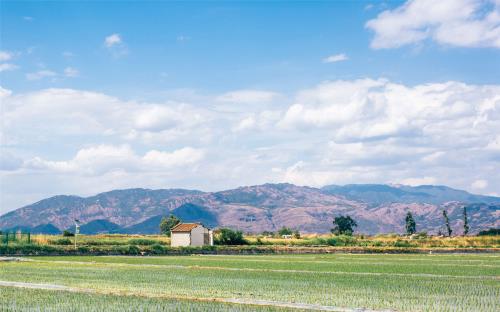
1,183,499,234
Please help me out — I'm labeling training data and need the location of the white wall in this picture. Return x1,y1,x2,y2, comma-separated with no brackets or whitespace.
171,232,190,247
190,225,205,246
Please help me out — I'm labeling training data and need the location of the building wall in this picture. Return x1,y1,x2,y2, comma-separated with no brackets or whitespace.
190,226,206,246
171,232,190,247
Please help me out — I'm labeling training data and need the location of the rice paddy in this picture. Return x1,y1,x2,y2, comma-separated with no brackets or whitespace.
1,253,499,311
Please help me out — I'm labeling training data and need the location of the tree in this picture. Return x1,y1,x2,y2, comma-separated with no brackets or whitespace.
331,215,357,236
278,227,293,236
405,211,416,235
214,228,247,245
442,210,452,237
159,214,180,236
293,230,301,239
62,230,74,237
463,206,469,236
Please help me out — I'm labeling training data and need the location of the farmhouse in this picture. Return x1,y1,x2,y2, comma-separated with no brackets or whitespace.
170,223,213,247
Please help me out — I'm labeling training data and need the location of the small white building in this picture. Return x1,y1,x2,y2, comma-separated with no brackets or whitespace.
170,223,213,247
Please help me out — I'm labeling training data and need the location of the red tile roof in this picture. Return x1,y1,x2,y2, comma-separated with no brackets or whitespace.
171,223,200,232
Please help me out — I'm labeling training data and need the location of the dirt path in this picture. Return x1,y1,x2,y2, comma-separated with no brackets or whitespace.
0,280,394,312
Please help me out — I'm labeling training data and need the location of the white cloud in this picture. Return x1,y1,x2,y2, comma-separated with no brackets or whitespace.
1,78,499,211
323,53,349,63
104,33,122,47
25,145,204,176
26,70,57,80
366,0,500,49
143,147,204,168
471,179,488,189
64,67,79,77
216,90,280,104
103,33,128,57
0,86,12,98
400,177,438,186
0,63,17,72
0,51,13,62
0,51,17,72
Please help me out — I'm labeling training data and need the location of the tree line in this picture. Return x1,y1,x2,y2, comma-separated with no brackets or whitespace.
158,205,476,244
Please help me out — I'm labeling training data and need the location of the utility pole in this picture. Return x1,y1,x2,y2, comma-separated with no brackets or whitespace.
74,219,80,250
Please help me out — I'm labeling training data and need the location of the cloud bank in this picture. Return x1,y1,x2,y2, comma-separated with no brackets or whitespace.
1,78,499,211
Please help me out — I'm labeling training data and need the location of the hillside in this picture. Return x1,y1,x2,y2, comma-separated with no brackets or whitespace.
1,183,498,234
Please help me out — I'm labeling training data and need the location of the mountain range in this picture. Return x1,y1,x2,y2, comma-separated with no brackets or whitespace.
1,183,499,235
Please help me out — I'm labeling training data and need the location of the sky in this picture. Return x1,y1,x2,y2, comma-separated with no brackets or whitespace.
1,0,499,213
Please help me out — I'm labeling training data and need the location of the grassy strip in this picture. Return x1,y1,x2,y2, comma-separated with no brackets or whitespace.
2,243,500,256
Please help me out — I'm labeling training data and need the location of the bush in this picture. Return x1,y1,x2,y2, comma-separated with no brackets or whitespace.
393,240,415,248
62,230,74,237
50,238,72,245
478,228,500,236
150,243,165,255
278,227,293,236
127,245,140,255
214,228,247,245
326,235,357,246
128,238,162,246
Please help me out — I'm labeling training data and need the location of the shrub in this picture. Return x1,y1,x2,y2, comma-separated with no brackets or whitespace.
214,228,247,245
278,227,293,236
50,238,72,245
478,228,500,236
150,243,165,255
127,245,140,255
77,246,89,253
128,238,162,246
62,230,74,237
393,240,415,248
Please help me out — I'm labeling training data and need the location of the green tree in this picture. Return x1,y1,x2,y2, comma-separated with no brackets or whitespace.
159,214,180,237
463,206,469,236
331,215,357,236
278,227,293,236
293,230,301,239
405,211,416,235
214,228,247,245
442,210,452,237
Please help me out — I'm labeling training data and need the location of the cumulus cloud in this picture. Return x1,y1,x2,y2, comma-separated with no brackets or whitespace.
104,33,122,47
216,90,280,104
24,145,204,176
1,88,213,148
1,79,499,211
104,33,127,56
0,51,13,62
471,179,489,190
323,53,349,63
366,0,500,49
0,51,17,72
0,63,18,72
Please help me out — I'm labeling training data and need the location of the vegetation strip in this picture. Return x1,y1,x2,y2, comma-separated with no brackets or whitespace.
30,259,500,280
0,281,392,312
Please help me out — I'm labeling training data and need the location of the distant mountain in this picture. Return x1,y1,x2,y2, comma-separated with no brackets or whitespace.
31,223,61,235
1,183,499,234
76,219,122,234
122,215,165,234
322,184,500,206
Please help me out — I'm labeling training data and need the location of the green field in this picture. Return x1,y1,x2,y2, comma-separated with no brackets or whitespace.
1,254,499,311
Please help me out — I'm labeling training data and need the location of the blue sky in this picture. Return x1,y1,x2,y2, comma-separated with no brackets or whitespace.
1,0,500,213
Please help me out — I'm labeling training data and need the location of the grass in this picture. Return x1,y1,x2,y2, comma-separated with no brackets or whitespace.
0,254,498,311
0,287,301,312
